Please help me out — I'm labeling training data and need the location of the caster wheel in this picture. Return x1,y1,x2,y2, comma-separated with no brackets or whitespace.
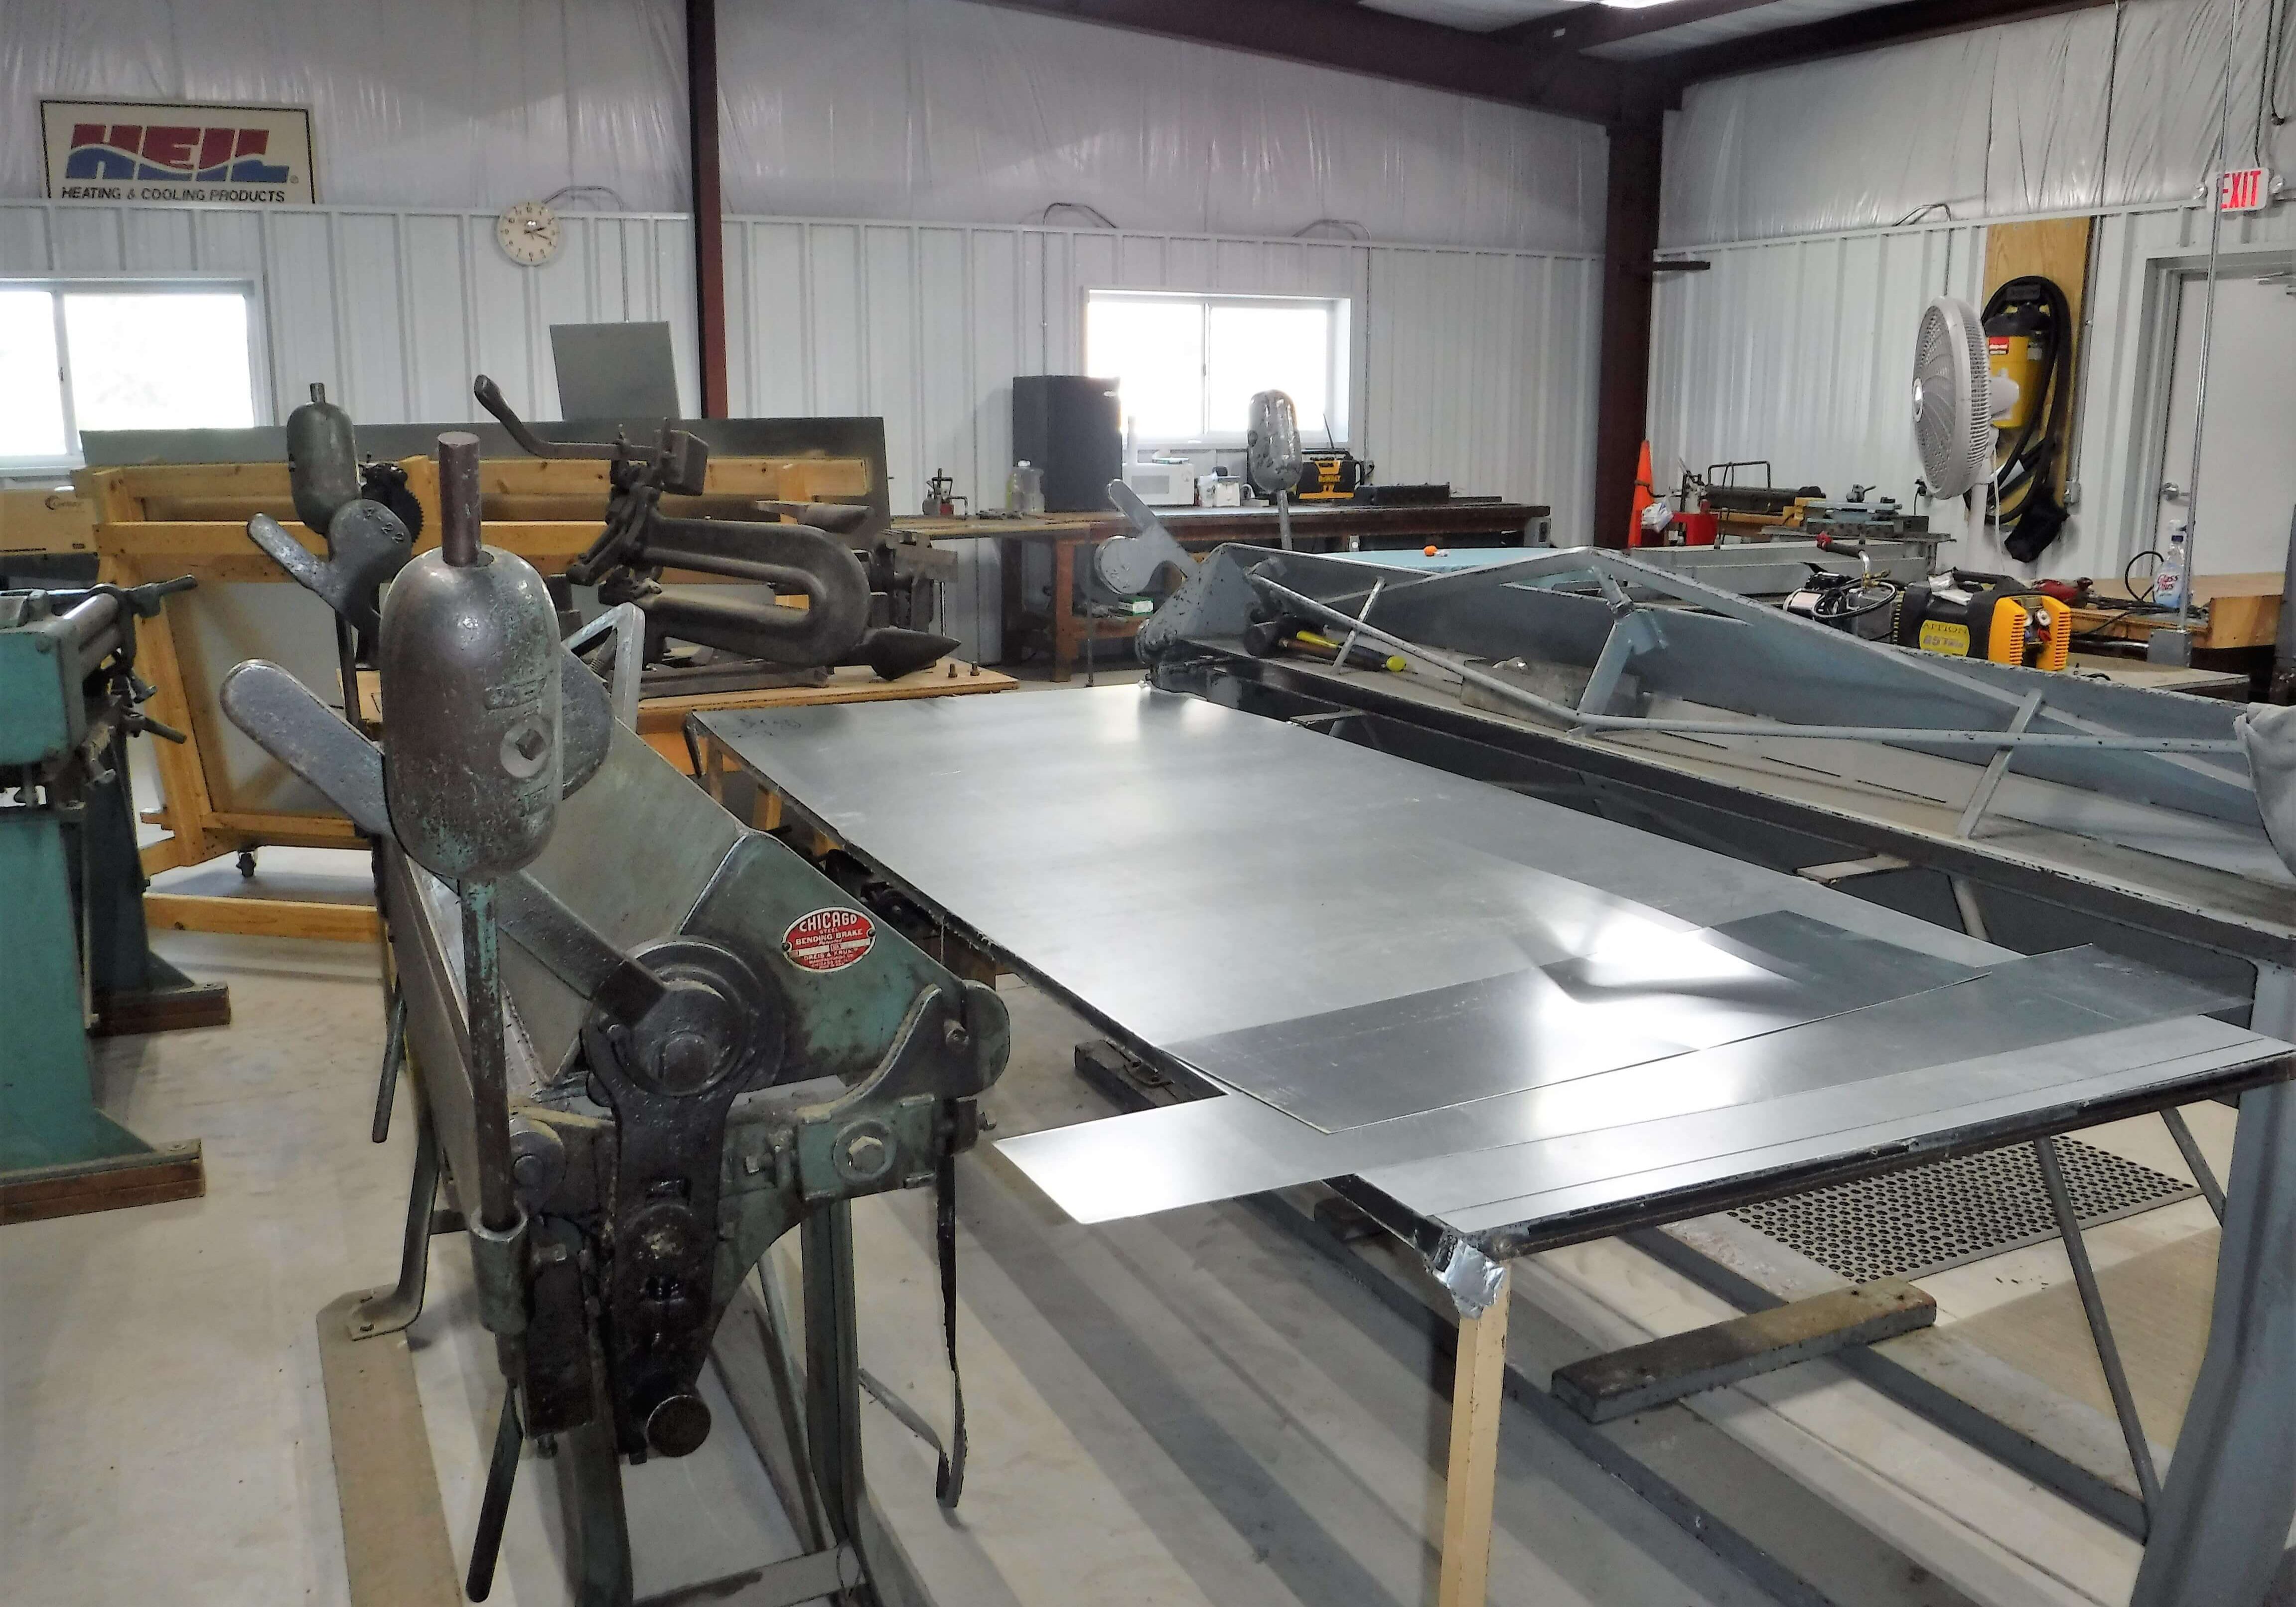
237,850,257,879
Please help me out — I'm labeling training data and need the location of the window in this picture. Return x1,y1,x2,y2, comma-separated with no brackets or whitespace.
0,283,259,471
1085,290,1350,448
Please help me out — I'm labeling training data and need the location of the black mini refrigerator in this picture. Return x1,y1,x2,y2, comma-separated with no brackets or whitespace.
1012,375,1122,511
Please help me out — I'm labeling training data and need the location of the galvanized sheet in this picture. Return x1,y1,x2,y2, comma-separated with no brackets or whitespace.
702,689,2288,1246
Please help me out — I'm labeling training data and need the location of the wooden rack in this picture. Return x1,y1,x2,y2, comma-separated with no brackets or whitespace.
80,451,874,932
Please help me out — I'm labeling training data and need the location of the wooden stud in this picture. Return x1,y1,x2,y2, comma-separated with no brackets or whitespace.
102,547,228,865
144,893,381,943
201,810,365,844
315,1292,462,1606
1437,1265,1511,1607
0,1144,205,1226
138,837,192,877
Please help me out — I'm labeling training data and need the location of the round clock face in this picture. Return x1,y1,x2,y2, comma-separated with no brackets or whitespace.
497,201,561,266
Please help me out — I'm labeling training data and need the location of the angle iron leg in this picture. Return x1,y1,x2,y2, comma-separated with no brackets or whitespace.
560,1410,635,1607
349,1094,442,1339
2158,1107,2227,1221
802,1202,870,1602
2130,968,2296,1607
2033,1136,2162,1515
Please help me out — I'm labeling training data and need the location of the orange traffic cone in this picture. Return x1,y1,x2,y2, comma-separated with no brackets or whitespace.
1627,439,1655,547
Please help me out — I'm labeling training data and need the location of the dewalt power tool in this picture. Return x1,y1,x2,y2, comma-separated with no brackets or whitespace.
1296,449,1369,501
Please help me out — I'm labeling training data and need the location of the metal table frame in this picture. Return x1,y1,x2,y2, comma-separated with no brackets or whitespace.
697,689,2296,1607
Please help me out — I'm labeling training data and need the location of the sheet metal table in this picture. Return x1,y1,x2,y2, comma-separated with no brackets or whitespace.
696,687,2296,1607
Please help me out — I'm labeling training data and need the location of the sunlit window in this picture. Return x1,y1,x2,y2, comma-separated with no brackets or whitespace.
1085,290,1349,447
0,291,70,463
0,284,258,469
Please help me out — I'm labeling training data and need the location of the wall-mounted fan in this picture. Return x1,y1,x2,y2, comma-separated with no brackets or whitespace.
1911,295,1999,504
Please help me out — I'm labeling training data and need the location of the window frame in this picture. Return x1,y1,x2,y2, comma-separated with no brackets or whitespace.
1082,287,1353,452
0,274,269,476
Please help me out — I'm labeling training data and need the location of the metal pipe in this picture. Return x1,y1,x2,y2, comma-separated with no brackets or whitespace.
2178,0,2248,631
439,431,484,568
1334,578,1385,670
1248,575,2245,754
462,878,517,1234
53,590,126,674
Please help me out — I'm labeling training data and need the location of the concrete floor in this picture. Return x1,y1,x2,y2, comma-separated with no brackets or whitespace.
0,767,2268,1607
1,916,1775,1607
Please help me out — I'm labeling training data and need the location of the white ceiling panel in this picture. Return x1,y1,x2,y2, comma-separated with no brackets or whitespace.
1358,0,1580,31
1588,0,1903,59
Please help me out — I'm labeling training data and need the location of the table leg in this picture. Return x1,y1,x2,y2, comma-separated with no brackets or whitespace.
1052,537,1079,684
2129,963,2296,1607
1000,535,1023,667
1437,1264,1510,1607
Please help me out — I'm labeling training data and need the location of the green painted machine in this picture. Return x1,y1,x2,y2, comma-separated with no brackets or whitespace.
0,577,225,1223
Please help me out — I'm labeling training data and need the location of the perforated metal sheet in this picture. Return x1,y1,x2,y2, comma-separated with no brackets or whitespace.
1727,1137,2198,1285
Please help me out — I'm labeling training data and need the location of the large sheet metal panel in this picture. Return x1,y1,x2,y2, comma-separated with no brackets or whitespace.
700,689,2290,1250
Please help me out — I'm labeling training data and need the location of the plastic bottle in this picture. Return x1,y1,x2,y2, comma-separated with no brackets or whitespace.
1006,460,1044,516
2154,525,2188,609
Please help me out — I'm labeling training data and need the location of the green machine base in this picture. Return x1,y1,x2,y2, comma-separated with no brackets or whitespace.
0,809,211,1225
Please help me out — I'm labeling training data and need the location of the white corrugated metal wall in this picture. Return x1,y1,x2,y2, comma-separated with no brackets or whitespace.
1646,200,2296,577
1648,0,2296,577
724,219,1598,655
0,199,1598,660
0,202,698,429
1646,221,1988,543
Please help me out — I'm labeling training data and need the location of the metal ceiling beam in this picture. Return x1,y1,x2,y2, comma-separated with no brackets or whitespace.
1652,0,2114,89
687,0,727,418
961,0,1645,124
1498,0,1782,53
1593,116,1664,551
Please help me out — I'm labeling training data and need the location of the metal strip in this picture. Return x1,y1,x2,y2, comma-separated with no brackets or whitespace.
1955,689,2044,839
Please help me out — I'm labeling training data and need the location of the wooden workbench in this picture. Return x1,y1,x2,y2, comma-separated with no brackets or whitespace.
2067,572,2284,652
914,500,1549,681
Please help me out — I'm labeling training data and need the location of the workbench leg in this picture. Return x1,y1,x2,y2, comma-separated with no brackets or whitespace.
1052,537,1079,683
2130,963,2296,1607
999,535,1023,669
1437,1264,1510,1607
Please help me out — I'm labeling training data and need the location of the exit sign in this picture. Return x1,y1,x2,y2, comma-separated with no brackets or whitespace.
2221,166,2278,211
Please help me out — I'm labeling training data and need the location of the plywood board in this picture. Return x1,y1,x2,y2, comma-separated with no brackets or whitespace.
1985,218,2093,477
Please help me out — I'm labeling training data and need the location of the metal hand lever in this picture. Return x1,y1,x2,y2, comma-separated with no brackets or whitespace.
218,661,666,1023
473,374,622,461
247,506,412,636
465,1388,523,1600
372,989,407,1144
